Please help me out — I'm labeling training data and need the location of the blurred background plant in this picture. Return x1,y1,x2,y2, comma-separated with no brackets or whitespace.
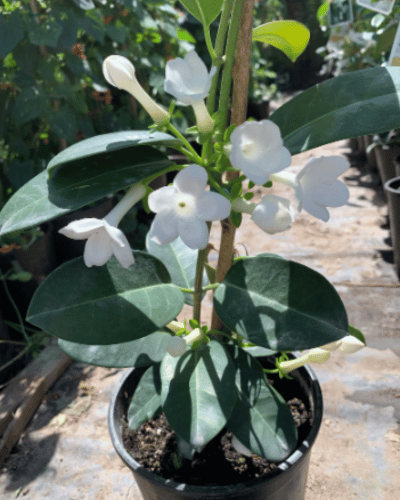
317,0,400,77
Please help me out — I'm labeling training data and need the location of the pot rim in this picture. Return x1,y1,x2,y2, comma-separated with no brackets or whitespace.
384,176,400,194
108,354,323,495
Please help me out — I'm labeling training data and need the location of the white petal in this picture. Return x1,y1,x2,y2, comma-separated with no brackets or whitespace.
83,231,113,267
339,336,365,354
251,195,294,234
185,51,210,91
307,180,350,208
173,164,208,197
148,185,176,213
148,211,179,245
59,218,105,240
110,236,134,268
301,198,330,222
103,55,136,90
195,191,231,221
178,218,209,249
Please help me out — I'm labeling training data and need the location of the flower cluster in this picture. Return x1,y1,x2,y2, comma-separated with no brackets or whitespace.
60,50,350,262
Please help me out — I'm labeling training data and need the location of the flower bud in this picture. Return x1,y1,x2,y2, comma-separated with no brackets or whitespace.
103,55,169,124
306,348,331,364
166,336,187,357
338,335,365,354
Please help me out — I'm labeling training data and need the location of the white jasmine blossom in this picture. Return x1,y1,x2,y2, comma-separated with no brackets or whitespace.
148,164,231,250
271,156,350,222
164,51,216,132
103,55,169,124
59,184,146,268
229,120,292,185
232,195,295,234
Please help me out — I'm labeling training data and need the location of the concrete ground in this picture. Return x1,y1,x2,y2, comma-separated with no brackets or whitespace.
0,138,399,499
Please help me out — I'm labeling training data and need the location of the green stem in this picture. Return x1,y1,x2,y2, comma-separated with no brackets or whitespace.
194,0,217,61
207,0,235,115
193,247,208,323
207,173,228,197
167,123,204,165
0,272,30,345
217,0,247,139
179,283,220,294
0,339,27,346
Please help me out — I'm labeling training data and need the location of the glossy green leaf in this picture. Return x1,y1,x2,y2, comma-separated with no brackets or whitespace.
146,235,208,306
348,325,366,345
270,67,400,155
0,11,25,59
226,346,297,461
160,340,236,449
46,106,78,145
58,330,171,367
213,254,348,351
127,364,162,430
26,17,63,48
0,146,171,236
27,252,185,345
252,21,310,63
47,131,180,175
179,0,224,25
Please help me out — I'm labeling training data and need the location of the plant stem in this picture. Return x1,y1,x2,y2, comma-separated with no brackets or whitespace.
0,345,30,374
0,273,30,345
167,123,204,165
207,0,235,115
217,0,248,139
193,247,208,324
211,0,255,332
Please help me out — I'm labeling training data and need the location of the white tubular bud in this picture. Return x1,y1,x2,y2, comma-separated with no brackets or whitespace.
104,183,147,227
103,55,169,124
191,100,214,133
279,354,309,373
338,335,365,354
319,340,341,352
184,328,203,345
231,197,256,215
166,336,187,357
306,348,331,364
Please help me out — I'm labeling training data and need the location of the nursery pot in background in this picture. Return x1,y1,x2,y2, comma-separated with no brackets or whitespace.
108,357,323,500
384,176,400,279
375,145,400,192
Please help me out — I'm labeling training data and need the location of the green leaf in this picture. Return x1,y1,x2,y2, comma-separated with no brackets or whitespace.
27,252,185,345
226,346,297,461
179,0,224,25
5,159,35,190
252,21,310,63
58,330,171,367
26,17,63,48
13,87,48,125
270,67,400,155
47,131,180,175
160,340,236,449
316,1,329,23
230,210,242,228
146,235,208,306
0,145,171,236
127,364,162,430
106,21,130,43
213,254,348,351
0,11,25,59
348,325,366,345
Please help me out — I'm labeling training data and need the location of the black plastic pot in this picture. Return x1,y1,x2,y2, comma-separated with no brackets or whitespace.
384,176,400,279
375,145,400,191
108,357,323,500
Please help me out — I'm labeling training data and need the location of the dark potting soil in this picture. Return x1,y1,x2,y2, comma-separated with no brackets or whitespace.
122,374,311,486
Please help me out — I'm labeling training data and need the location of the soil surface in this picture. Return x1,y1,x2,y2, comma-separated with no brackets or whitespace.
0,95,399,499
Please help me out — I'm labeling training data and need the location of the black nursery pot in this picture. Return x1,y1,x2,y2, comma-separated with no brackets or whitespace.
108,358,323,500
384,176,400,278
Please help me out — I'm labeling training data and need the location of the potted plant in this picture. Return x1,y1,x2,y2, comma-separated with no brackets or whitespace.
0,0,400,496
368,130,400,190
384,176,400,278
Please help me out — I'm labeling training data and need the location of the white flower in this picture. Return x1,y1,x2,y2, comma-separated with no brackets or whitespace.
271,156,350,222
59,184,146,268
280,348,330,373
232,194,295,235
229,120,292,185
148,164,231,250
103,55,169,124
164,51,216,132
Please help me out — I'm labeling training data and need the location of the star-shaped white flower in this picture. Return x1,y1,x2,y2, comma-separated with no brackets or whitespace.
59,218,134,268
270,156,350,222
164,51,216,132
59,184,146,268
229,120,292,185
148,164,231,250
294,156,350,222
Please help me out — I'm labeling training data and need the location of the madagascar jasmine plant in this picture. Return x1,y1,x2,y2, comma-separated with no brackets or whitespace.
1,0,400,464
